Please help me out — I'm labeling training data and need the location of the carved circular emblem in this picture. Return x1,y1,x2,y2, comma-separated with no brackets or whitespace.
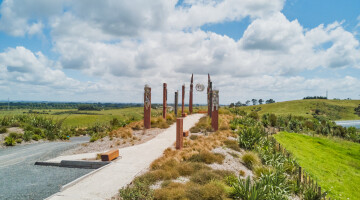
195,83,205,92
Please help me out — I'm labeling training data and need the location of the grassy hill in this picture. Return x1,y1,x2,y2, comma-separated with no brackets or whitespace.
235,99,360,120
274,132,360,200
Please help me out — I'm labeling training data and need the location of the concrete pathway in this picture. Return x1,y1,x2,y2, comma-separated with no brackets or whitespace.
47,114,203,200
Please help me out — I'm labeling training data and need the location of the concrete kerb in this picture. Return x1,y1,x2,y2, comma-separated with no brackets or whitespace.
60,161,113,191
44,162,114,200
35,160,111,169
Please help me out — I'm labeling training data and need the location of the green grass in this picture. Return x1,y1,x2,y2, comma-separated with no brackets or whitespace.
274,132,360,200
236,99,360,120
0,107,169,128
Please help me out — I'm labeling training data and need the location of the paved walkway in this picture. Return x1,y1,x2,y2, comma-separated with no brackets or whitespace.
47,114,203,200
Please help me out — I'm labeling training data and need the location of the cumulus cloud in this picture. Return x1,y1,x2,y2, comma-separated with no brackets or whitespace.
0,0,359,102
0,0,64,36
0,46,75,86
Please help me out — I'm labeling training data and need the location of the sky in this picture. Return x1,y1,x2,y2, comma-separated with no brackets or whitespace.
0,0,359,104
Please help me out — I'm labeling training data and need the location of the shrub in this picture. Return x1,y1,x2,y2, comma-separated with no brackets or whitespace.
119,180,154,200
238,125,264,150
269,114,277,127
32,134,41,141
189,135,198,140
23,131,33,141
4,136,16,146
15,138,22,144
188,151,225,164
302,184,325,200
186,181,227,200
258,171,289,199
229,176,266,200
190,169,222,185
33,128,43,135
253,166,272,178
8,132,22,139
248,111,259,121
242,152,261,170
0,127,7,133
154,182,186,200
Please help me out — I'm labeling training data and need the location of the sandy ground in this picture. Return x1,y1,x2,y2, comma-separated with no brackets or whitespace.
62,128,164,155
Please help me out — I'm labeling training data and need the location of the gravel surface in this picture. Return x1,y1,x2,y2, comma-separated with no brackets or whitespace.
63,128,164,155
0,136,93,200
209,147,253,178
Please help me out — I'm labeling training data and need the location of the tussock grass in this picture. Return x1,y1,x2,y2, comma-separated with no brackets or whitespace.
154,181,228,200
119,114,237,200
188,151,225,164
190,116,213,133
109,127,132,139
223,139,241,151
242,151,261,170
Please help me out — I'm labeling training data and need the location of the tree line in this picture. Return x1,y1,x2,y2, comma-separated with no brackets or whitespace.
0,102,142,110
229,99,275,107
303,96,327,99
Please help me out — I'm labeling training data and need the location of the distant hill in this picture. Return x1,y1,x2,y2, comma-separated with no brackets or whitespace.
235,99,360,121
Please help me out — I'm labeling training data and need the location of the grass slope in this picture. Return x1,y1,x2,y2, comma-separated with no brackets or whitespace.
237,99,360,120
274,132,360,200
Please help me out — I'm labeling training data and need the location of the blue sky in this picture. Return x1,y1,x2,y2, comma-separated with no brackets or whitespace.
0,0,359,103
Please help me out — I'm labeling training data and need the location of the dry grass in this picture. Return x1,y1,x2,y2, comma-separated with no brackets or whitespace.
154,181,229,200
128,121,143,130
109,126,133,139
120,114,236,200
188,151,225,164
241,151,261,170
189,116,213,133
223,139,241,152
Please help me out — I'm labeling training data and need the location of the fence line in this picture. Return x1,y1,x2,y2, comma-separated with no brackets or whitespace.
270,136,331,200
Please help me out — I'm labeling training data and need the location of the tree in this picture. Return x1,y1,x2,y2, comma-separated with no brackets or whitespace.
235,101,242,107
265,99,275,104
251,99,258,105
245,100,250,106
229,103,235,108
258,99,264,104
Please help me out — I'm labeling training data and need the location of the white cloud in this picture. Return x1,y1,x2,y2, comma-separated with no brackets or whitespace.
0,0,360,102
0,0,64,36
0,46,75,86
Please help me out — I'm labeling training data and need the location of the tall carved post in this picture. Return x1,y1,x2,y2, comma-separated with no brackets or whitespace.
182,84,185,117
144,85,151,129
163,83,167,119
211,90,219,131
189,74,193,114
207,74,211,116
176,118,183,150
174,91,178,116
209,82,213,118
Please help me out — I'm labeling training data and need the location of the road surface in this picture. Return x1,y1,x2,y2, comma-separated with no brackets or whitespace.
0,137,92,200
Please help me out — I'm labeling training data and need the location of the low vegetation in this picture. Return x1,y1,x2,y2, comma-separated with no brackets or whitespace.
189,116,213,133
230,99,360,120
119,114,236,200
274,132,360,200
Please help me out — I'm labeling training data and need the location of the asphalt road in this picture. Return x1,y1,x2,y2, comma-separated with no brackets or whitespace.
0,137,94,200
